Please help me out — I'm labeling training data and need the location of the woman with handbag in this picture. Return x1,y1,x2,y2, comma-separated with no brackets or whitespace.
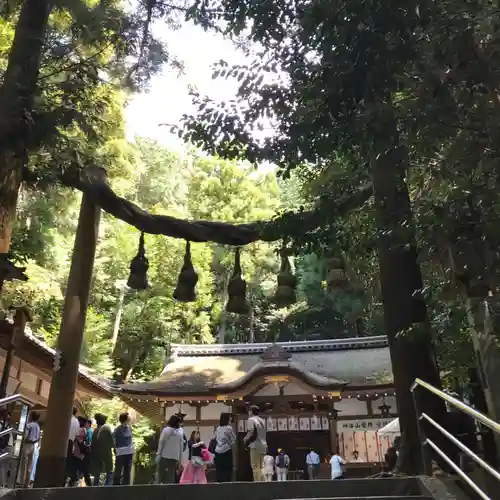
179,431,212,484
214,413,236,483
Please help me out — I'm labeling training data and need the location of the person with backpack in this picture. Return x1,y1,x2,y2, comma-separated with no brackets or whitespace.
68,417,91,486
113,413,134,485
275,448,290,481
243,405,267,482
90,413,114,486
19,411,40,487
306,448,320,480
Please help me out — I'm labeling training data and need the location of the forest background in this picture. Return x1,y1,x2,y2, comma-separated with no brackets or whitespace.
0,0,487,476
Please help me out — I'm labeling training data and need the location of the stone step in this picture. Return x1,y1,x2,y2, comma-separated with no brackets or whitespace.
284,497,432,500
3,477,432,500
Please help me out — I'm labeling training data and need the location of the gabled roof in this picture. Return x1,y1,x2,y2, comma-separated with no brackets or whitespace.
119,336,393,398
0,320,112,398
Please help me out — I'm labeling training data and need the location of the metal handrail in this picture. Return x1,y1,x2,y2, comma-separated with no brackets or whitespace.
426,439,490,500
411,378,500,434
421,413,500,483
0,394,34,483
411,378,500,500
0,394,33,408
0,428,22,438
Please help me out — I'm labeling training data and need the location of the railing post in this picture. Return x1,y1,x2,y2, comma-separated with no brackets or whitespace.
13,403,29,487
411,385,432,475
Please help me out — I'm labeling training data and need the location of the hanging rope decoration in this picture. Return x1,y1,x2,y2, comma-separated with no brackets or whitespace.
127,232,149,290
173,241,199,302
273,248,297,307
226,247,250,314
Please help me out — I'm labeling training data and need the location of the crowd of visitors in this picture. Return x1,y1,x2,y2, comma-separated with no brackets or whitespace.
11,407,135,488
2,403,399,488
65,409,134,487
154,404,360,486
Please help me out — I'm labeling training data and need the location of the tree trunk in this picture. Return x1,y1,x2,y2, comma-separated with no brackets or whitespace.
372,123,448,474
445,196,500,425
0,0,52,254
111,284,126,353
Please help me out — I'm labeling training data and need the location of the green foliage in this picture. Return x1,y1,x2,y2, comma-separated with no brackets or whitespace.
178,0,500,383
4,134,367,388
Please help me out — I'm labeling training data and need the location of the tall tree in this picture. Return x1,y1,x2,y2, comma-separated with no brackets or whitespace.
0,0,168,260
181,0,458,472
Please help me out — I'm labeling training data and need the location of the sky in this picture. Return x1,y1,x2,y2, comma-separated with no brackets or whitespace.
125,21,245,149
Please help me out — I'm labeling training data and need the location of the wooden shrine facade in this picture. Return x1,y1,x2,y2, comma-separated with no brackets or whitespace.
0,319,112,415
119,336,398,478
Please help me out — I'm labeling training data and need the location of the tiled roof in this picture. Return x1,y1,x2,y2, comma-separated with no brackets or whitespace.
119,336,393,396
170,336,388,357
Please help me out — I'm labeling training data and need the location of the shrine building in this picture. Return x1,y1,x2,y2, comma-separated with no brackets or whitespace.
118,335,398,479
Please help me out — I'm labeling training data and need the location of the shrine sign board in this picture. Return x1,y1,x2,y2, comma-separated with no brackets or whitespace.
338,418,393,431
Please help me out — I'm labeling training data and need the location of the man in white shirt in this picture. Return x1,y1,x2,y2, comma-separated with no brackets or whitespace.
330,451,346,479
174,412,187,483
19,411,40,487
65,407,80,485
243,405,267,482
306,448,321,479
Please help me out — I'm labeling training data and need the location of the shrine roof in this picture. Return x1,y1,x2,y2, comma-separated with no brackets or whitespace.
0,320,112,399
118,335,393,398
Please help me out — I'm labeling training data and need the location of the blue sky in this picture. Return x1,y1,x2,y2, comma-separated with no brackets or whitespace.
125,21,245,148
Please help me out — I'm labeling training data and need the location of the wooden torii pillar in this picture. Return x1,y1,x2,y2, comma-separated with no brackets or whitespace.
35,168,103,487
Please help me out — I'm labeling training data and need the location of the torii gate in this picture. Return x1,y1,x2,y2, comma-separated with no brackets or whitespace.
33,167,371,486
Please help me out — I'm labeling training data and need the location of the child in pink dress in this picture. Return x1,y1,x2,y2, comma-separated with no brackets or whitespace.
180,431,212,484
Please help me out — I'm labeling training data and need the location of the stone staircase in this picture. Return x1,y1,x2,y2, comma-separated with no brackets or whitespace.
1,477,438,500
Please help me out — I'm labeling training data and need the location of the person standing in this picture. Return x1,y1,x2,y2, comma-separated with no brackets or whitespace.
82,419,93,485
174,413,187,484
384,446,398,472
90,413,114,486
65,407,80,486
29,440,40,487
19,411,40,487
0,411,12,486
69,417,90,487
306,448,320,480
262,451,275,482
243,405,267,482
329,450,346,480
179,431,208,484
156,414,184,484
275,448,290,481
113,413,134,485
214,412,236,483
